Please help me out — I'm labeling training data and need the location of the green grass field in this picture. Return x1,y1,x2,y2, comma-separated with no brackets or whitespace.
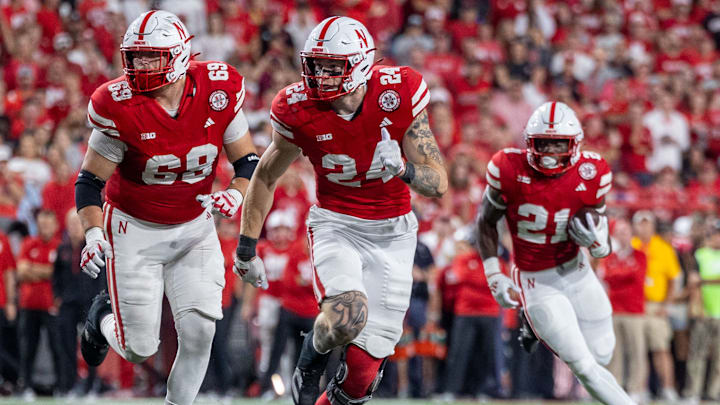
0,399,706,404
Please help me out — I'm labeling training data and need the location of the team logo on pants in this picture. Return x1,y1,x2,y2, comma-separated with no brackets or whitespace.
209,90,229,111
378,90,400,112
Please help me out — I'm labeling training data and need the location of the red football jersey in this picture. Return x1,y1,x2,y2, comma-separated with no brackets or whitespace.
281,245,319,318
256,240,295,299
270,65,430,220
486,148,613,271
0,232,16,308
87,60,246,224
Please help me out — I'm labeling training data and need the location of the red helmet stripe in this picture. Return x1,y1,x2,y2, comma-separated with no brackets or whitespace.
316,16,341,47
548,101,557,129
137,10,157,40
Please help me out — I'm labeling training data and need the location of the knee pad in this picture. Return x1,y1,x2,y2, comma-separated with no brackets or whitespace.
125,335,159,363
326,345,386,405
175,310,216,353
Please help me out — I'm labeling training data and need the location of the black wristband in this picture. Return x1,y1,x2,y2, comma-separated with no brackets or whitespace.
75,170,106,211
399,161,415,184
236,234,258,261
232,153,260,180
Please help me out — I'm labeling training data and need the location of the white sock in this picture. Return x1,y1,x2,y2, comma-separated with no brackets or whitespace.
100,313,127,360
165,311,215,405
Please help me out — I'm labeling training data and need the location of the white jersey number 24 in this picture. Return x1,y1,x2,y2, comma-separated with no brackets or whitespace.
322,144,394,187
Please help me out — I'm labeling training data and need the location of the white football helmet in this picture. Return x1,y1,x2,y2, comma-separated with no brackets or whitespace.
121,10,193,92
524,101,584,175
301,16,376,100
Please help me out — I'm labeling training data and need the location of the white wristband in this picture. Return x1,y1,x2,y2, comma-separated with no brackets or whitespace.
483,257,501,277
85,226,105,243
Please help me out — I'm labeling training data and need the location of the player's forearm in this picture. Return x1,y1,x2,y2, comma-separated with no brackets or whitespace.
78,205,104,233
228,177,250,196
403,162,448,198
239,175,277,238
477,219,500,260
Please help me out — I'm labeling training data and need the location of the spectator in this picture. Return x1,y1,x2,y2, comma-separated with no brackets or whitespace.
600,217,649,403
260,240,317,397
391,14,434,66
631,210,682,401
52,210,103,395
441,227,502,400
206,217,240,399
15,209,61,398
642,92,690,173
0,227,17,385
241,209,297,387
194,13,237,63
683,220,720,403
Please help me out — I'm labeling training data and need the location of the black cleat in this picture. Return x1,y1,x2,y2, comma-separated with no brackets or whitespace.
519,312,539,354
291,330,330,405
81,291,112,367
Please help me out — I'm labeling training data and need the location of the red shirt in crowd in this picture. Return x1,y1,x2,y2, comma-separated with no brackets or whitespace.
219,236,238,309
599,249,647,314
281,244,319,318
451,250,500,317
256,240,294,299
42,174,76,231
18,236,59,311
435,265,459,314
0,232,16,308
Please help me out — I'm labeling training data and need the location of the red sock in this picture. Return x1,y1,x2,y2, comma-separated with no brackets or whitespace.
314,345,384,405
315,391,330,405
341,345,384,398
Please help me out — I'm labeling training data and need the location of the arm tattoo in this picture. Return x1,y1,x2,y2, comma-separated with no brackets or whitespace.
404,110,447,197
406,110,444,164
315,291,368,351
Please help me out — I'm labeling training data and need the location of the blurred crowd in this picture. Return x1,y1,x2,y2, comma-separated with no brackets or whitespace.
0,0,719,402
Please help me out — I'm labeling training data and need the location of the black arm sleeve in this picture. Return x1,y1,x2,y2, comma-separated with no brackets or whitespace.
75,170,106,211
232,153,260,180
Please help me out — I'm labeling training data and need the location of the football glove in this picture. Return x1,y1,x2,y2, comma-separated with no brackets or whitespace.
234,256,269,289
377,128,405,177
196,189,243,218
234,235,268,289
484,257,520,309
568,212,610,258
81,227,113,279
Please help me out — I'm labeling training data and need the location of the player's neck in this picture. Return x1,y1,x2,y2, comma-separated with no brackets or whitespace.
151,76,187,113
329,85,366,117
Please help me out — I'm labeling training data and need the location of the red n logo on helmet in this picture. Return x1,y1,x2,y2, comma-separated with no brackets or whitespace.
355,29,368,48
173,22,187,40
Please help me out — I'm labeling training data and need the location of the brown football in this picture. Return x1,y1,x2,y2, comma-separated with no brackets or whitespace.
573,207,601,228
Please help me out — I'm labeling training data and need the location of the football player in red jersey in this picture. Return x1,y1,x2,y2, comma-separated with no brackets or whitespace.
476,102,635,405
235,16,447,405
74,10,262,405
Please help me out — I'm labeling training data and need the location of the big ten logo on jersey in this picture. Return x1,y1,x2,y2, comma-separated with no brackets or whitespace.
109,81,132,102
142,144,218,185
517,203,571,245
286,82,307,105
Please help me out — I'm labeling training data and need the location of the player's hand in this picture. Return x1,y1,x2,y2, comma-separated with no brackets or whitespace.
234,235,268,289
234,256,269,289
196,189,243,218
569,213,610,257
377,128,405,176
81,227,113,279
487,272,521,308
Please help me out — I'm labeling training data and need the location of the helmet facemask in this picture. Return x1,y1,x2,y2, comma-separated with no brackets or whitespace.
526,135,580,175
301,51,368,101
121,48,174,92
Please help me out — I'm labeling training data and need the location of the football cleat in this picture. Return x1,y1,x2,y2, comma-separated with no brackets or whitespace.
518,312,539,354
81,290,112,367
291,330,330,405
